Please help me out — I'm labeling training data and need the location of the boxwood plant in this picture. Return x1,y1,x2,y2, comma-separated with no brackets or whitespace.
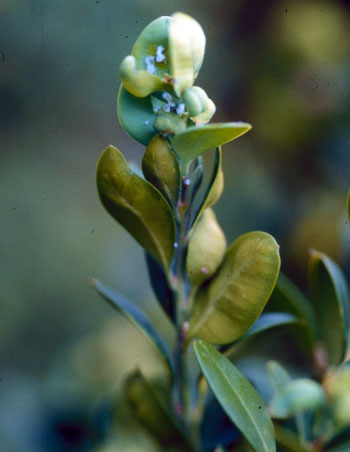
92,13,350,452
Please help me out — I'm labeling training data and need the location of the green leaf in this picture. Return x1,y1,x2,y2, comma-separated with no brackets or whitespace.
347,189,350,225
124,370,189,448
145,252,175,322
142,134,180,206
269,378,325,418
171,122,252,165
117,86,156,146
192,147,224,228
194,340,276,452
96,145,175,270
267,361,292,392
241,312,300,342
91,279,173,373
268,273,317,348
267,362,307,440
186,208,226,286
273,424,317,452
187,231,280,345
308,250,350,366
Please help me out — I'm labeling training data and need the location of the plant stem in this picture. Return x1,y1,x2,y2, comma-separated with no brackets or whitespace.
171,173,200,451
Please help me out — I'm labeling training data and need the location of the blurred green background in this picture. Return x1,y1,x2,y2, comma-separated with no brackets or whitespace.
1,0,349,450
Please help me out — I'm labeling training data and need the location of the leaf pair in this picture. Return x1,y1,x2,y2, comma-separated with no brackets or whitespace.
118,84,251,159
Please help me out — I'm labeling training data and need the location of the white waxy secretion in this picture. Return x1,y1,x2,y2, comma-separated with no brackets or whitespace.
155,45,166,63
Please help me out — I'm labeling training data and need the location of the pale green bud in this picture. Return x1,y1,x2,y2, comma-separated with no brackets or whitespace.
186,208,226,286
183,86,216,124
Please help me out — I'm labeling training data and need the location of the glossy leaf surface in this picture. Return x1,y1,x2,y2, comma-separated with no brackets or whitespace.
117,86,156,146
194,340,276,452
308,250,350,366
188,231,280,345
142,134,180,206
91,279,173,372
171,122,252,164
96,145,175,270
186,208,226,286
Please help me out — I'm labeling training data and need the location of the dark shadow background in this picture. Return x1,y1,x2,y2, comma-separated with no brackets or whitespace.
1,0,349,450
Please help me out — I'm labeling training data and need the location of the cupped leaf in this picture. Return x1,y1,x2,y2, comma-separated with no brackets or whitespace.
96,145,175,270
194,340,276,452
145,252,176,323
267,273,317,349
187,231,280,345
142,134,180,206
91,279,173,373
120,55,168,98
308,250,350,366
171,122,252,165
131,16,170,76
117,86,156,146
120,16,171,97
169,12,206,96
192,147,224,227
186,208,226,286
269,379,326,418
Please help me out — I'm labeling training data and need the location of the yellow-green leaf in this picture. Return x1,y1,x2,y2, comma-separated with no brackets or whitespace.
187,231,280,345
168,12,206,96
96,145,175,270
171,122,252,165
142,134,180,206
186,208,226,286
